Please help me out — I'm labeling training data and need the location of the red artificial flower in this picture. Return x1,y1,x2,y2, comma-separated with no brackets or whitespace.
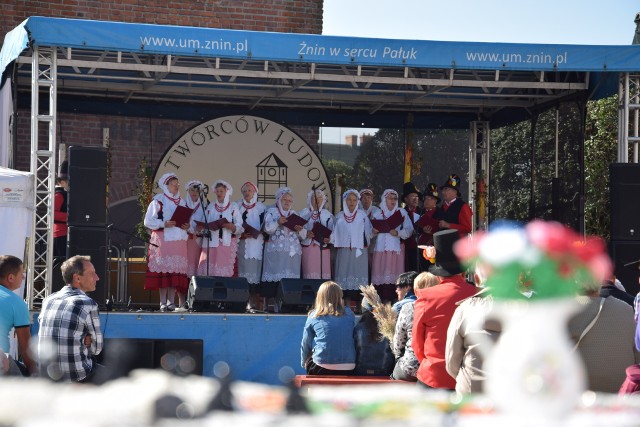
526,220,578,257
571,237,607,263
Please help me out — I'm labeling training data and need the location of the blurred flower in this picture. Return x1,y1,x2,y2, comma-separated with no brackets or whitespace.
454,220,612,300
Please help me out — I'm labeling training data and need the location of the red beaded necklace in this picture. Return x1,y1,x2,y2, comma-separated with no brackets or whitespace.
343,209,357,223
165,193,181,206
214,201,230,213
242,200,256,210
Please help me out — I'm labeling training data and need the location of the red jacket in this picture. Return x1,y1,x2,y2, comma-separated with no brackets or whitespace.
53,189,68,238
412,274,476,389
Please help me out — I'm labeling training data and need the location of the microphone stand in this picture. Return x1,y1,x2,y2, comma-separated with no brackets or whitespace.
196,186,212,277
311,185,324,280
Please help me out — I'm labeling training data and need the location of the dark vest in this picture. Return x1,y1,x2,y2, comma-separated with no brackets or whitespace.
54,186,67,223
435,198,464,225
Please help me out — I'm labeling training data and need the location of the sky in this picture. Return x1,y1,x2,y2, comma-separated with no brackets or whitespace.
319,0,640,144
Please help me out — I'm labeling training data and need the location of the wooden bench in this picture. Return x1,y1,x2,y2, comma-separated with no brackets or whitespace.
294,374,404,387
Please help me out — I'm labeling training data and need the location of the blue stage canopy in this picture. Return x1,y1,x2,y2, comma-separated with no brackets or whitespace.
3,17,640,74
0,17,634,127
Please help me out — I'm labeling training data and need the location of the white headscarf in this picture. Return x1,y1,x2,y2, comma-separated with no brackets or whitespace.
275,187,293,216
158,172,180,200
184,180,204,209
342,189,360,216
213,179,233,209
380,189,399,218
307,189,327,212
241,181,259,207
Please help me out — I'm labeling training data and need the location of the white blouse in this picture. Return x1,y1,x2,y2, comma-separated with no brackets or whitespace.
144,194,188,242
191,201,244,248
371,208,414,253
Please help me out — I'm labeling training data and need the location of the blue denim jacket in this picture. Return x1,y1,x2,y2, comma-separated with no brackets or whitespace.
300,307,357,368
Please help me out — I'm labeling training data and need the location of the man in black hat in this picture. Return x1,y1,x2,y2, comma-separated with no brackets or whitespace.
401,182,422,272
434,174,472,238
53,161,69,258
412,229,476,389
417,183,440,272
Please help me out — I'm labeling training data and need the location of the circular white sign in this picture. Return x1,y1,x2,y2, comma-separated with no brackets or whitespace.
154,115,332,211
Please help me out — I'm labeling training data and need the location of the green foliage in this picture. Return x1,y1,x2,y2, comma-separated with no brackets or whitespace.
134,158,153,242
584,95,617,240
348,128,468,199
323,158,353,189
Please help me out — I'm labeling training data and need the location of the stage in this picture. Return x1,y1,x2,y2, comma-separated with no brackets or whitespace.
31,311,308,385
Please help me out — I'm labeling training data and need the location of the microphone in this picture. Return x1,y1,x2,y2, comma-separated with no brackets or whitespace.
312,184,316,191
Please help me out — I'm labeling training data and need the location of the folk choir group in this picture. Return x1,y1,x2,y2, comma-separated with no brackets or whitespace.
144,172,472,312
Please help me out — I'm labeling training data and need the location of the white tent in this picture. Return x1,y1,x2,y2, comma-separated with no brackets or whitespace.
0,166,34,294
0,167,34,357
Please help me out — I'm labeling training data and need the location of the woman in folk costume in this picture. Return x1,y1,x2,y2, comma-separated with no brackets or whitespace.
371,189,414,301
184,180,205,280
299,188,334,280
359,188,381,270
144,172,190,312
237,181,266,311
192,180,244,277
331,189,373,299
261,187,305,283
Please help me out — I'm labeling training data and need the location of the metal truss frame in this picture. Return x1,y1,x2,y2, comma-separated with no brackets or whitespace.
469,121,490,233
26,47,57,308
14,48,588,117
618,72,640,163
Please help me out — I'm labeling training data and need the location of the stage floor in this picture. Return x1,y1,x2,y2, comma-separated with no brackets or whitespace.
31,311,308,385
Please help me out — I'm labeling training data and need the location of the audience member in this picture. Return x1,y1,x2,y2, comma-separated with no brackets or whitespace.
570,276,640,393
300,281,356,375
412,229,476,389
392,271,439,381
0,255,36,376
353,293,395,376
445,263,497,394
392,271,418,314
600,277,635,307
38,255,103,382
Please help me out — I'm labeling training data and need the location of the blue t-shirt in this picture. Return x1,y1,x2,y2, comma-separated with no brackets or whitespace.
0,285,30,353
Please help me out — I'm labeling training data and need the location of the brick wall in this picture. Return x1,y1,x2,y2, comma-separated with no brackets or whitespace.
7,0,323,204
2,0,323,37
16,112,319,203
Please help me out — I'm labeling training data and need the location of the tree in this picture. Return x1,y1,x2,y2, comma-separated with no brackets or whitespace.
584,95,617,239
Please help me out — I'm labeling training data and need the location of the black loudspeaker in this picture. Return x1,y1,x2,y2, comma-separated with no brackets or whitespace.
610,163,640,241
276,278,323,313
188,276,250,311
610,240,640,296
67,146,107,226
67,226,108,306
